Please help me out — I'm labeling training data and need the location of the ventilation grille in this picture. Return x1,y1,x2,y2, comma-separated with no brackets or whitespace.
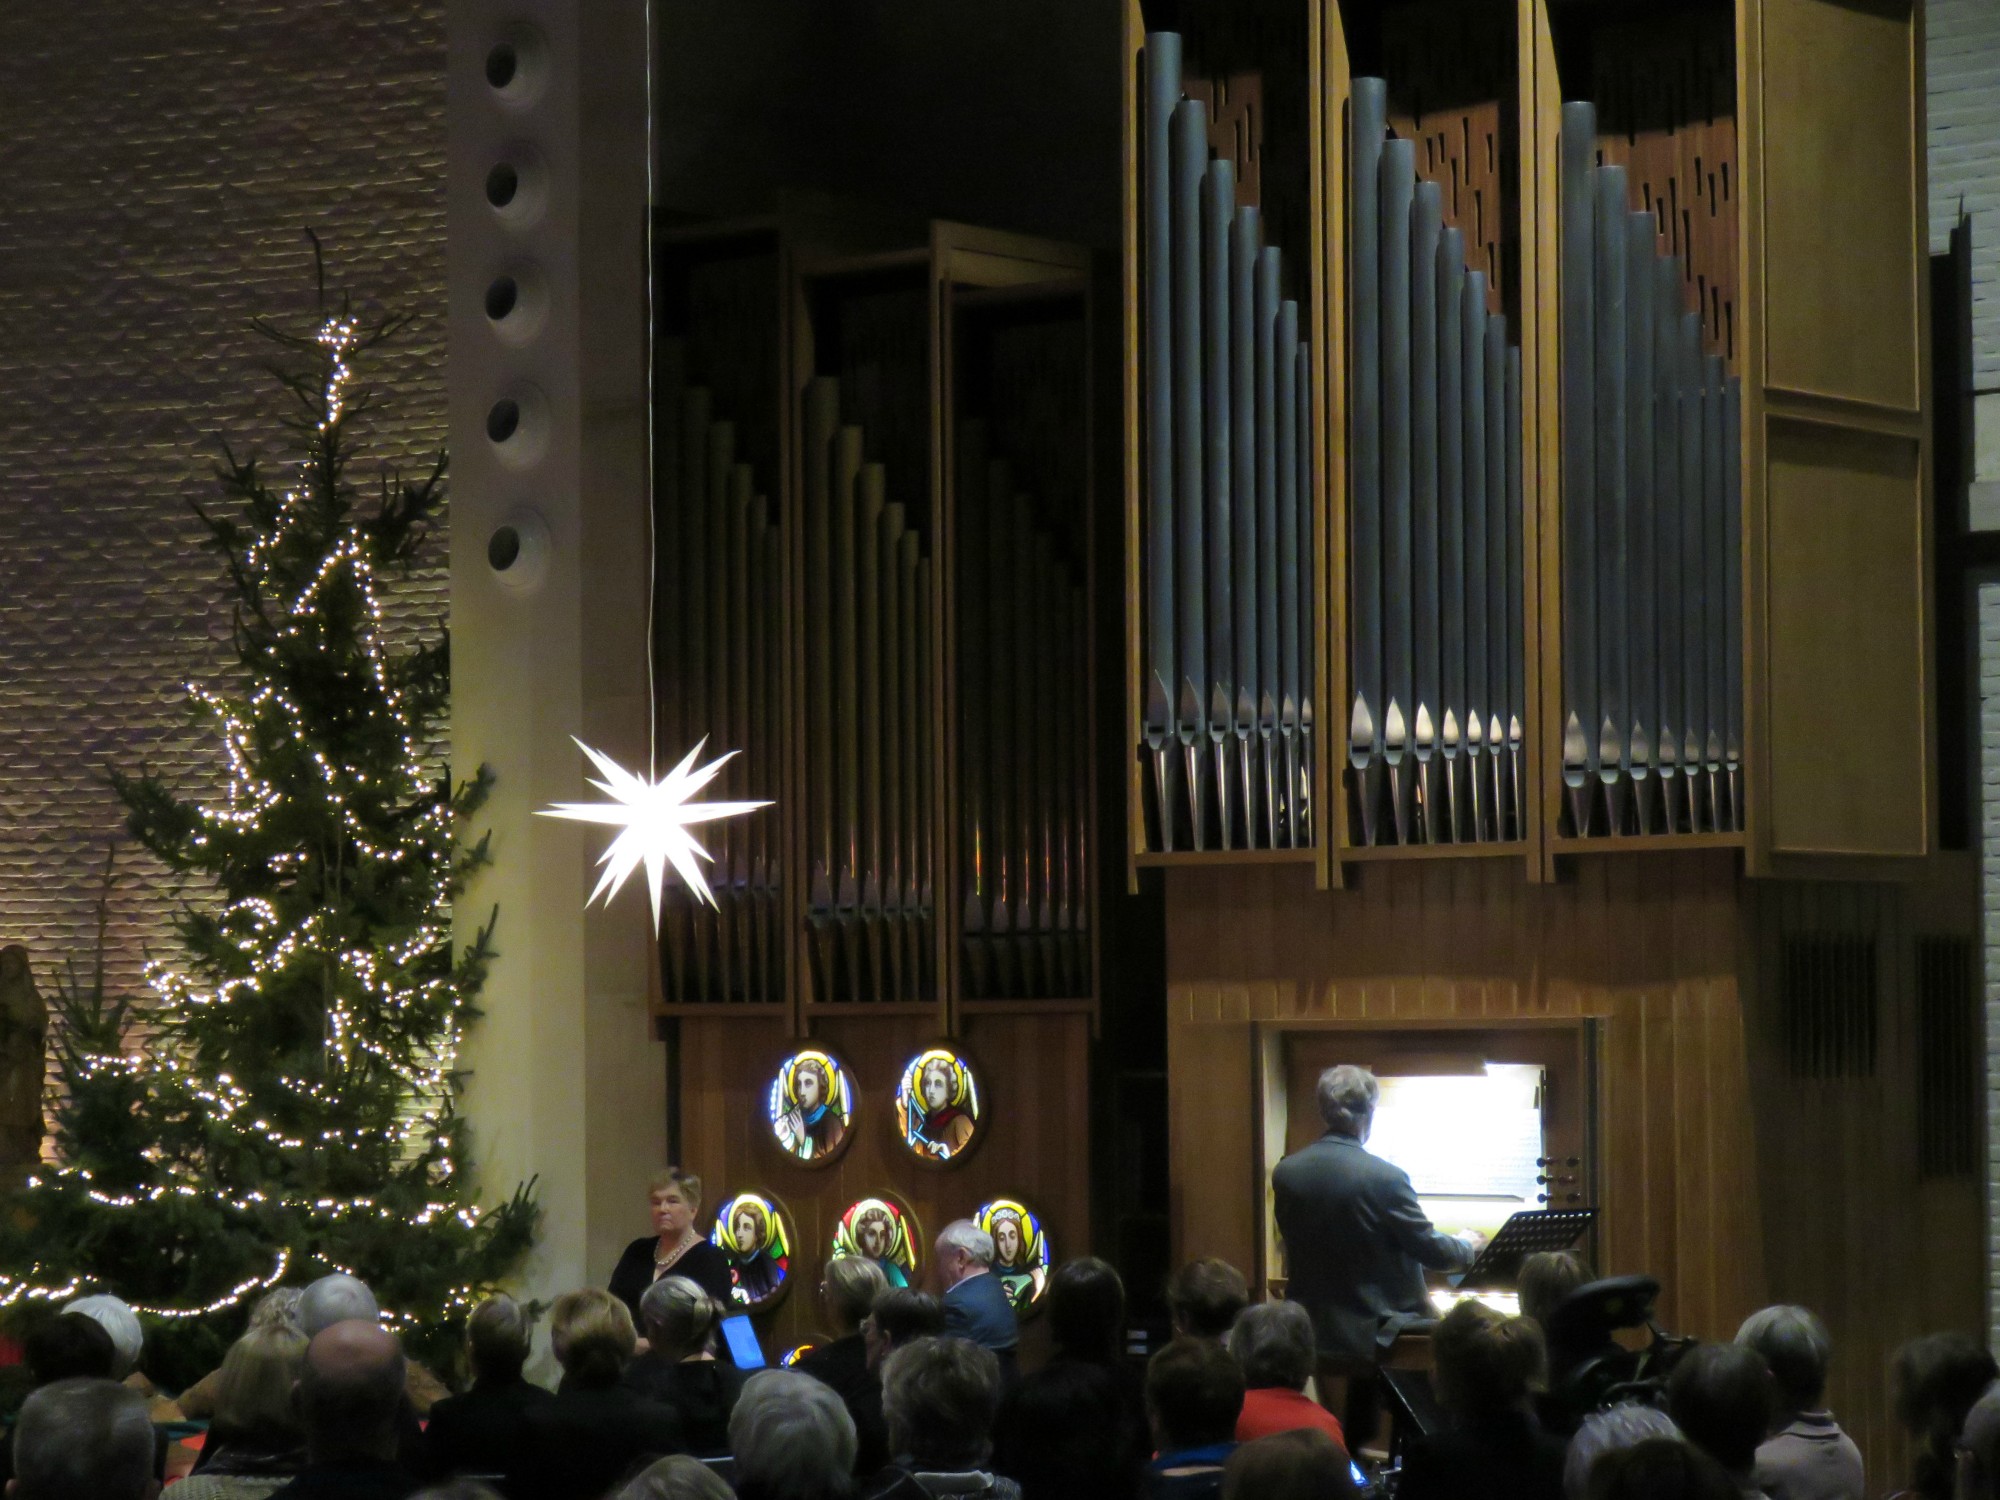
1779,935,1878,1080
1916,936,1979,1179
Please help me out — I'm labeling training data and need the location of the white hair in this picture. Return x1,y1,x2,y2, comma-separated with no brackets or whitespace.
298,1273,380,1336
938,1219,995,1266
13,1378,155,1500
729,1369,857,1498
1564,1402,1683,1500
62,1295,143,1378
1316,1065,1379,1136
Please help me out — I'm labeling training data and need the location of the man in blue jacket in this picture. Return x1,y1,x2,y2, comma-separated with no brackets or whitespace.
935,1219,1018,1383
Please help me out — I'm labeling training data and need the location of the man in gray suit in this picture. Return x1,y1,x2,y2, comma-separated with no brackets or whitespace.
1272,1065,1480,1442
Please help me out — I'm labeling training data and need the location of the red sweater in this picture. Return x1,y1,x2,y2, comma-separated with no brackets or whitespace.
1236,1386,1349,1448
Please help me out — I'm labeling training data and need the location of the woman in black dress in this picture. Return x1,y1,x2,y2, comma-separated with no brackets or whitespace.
608,1167,735,1326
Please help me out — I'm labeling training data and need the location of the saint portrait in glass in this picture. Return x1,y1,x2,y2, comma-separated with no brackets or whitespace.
831,1196,919,1288
894,1047,982,1163
767,1049,854,1164
976,1198,1051,1311
710,1191,792,1310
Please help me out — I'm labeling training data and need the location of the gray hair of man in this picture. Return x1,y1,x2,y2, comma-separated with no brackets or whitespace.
613,1454,736,1500
937,1219,996,1267
12,1377,159,1500
882,1336,1003,1468
1734,1305,1832,1416
466,1294,533,1382
1562,1402,1683,1500
728,1368,858,1499
298,1273,381,1336
61,1294,144,1379
1227,1300,1317,1392
1316,1065,1380,1138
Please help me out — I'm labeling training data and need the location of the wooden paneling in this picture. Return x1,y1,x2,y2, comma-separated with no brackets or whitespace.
678,1009,1093,1356
1757,0,1921,413
1763,422,1926,857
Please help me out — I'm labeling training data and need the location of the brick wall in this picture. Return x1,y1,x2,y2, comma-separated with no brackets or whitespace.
0,1,448,1000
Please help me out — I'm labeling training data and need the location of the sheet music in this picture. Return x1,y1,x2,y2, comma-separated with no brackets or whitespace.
1365,1066,1544,1201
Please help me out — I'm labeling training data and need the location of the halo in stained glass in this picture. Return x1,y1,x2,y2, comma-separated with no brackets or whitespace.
765,1048,855,1166
780,1343,817,1368
830,1195,921,1288
709,1190,795,1311
975,1197,1052,1314
893,1046,983,1164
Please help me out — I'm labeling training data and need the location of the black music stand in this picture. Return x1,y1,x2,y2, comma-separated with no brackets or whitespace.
1454,1207,1596,1289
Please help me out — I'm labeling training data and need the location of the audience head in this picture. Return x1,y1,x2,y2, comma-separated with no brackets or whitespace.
1959,1384,2000,1500
296,1320,407,1463
1518,1252,1593,1330
24,1312,115,1386
1221,1429,1357,1500
1585,1437,1739,1500
865,1288,945,1371
1147,1335,1247,1454
248,1286,305,1334
9,1377,159,1500
1892,1332,1998,1498
60,1295,142,1380
821,1254,887,1336
934,1220,995,1292
550,1287,638,1388
729,1368,858,1500
1047,1257,1126,1365
615,1455,735,1500
465,1293,533,1384
1315,1065,1379,1140
1666,1343,1773,1478
882,1336,1003,1469
211,1322,309,1447
1228,1301,1316,1394
1432,1300,1547,1420
1167,1258,1250,1340
638,1275,721,1363
298,1273,380,1337
1735,1305,1832,1418
1564,1403,1683,1500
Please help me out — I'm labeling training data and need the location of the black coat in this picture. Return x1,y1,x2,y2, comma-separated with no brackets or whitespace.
416,1376,553,1493
619,1354,748,1456
608,1236,736,1325
797,1334,887,1475
1270,1132,1474,1367
516,1383,684,1500
1396,1411,1567,1500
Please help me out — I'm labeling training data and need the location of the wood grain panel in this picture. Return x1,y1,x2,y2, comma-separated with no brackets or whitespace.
1762,421,1926,857
1757,0,1920,412
677,1011,1092,1356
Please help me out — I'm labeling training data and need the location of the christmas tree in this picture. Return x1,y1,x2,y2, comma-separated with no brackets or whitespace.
0,281,536,1383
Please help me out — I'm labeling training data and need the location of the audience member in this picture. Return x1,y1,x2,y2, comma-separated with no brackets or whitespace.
294,1274,447,1415
732,1368,858,1500
1564,1404,1683,1500
867,1290,947,1361
869,1336,1019,1499
23,1311,115,1385
1586,1438,1742,1500
1957,1377,2000,1500
1166,1260,1249,1343
269,1321,416,1500
173,1323,310,1500
177,1289,305,1421
417,1294,552,1492
1397,1301,1564,1500
1666,1343,1775,1495
1219,1429,1357,1500
621,1276,746,1456
1227,1301,1346,1448
797,1257,890,1470
1518,1253,1593,1332
519,1288,683,1500
614,1455,736,1500
62,1294,144,1381
1144,1337,1245,1500
1889,1333,1998,1500
994,1259,1146,1500
1734,1306,1863,1500
10,1377,159,1500
936,1222,1019,1382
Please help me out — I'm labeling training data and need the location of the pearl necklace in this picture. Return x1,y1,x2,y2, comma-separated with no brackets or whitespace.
654,1227,699,1269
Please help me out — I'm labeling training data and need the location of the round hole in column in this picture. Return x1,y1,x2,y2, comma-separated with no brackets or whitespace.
484,385,549,470
483,262,548,347
485,163,519,209
484,24,549,109
487,507,551,593
486,398,521,444
487,525,522,572
485,42,518,91
485,277,519,322
483,145,548,226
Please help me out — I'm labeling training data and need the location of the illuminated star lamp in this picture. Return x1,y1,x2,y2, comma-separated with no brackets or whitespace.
539,738,770,928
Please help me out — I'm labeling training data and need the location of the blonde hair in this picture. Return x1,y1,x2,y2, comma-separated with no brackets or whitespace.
550,1288,637,1387
213,1323,310,1444
648,1167,702,1206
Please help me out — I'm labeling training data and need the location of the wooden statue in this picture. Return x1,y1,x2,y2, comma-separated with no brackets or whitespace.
0,947,47,1176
